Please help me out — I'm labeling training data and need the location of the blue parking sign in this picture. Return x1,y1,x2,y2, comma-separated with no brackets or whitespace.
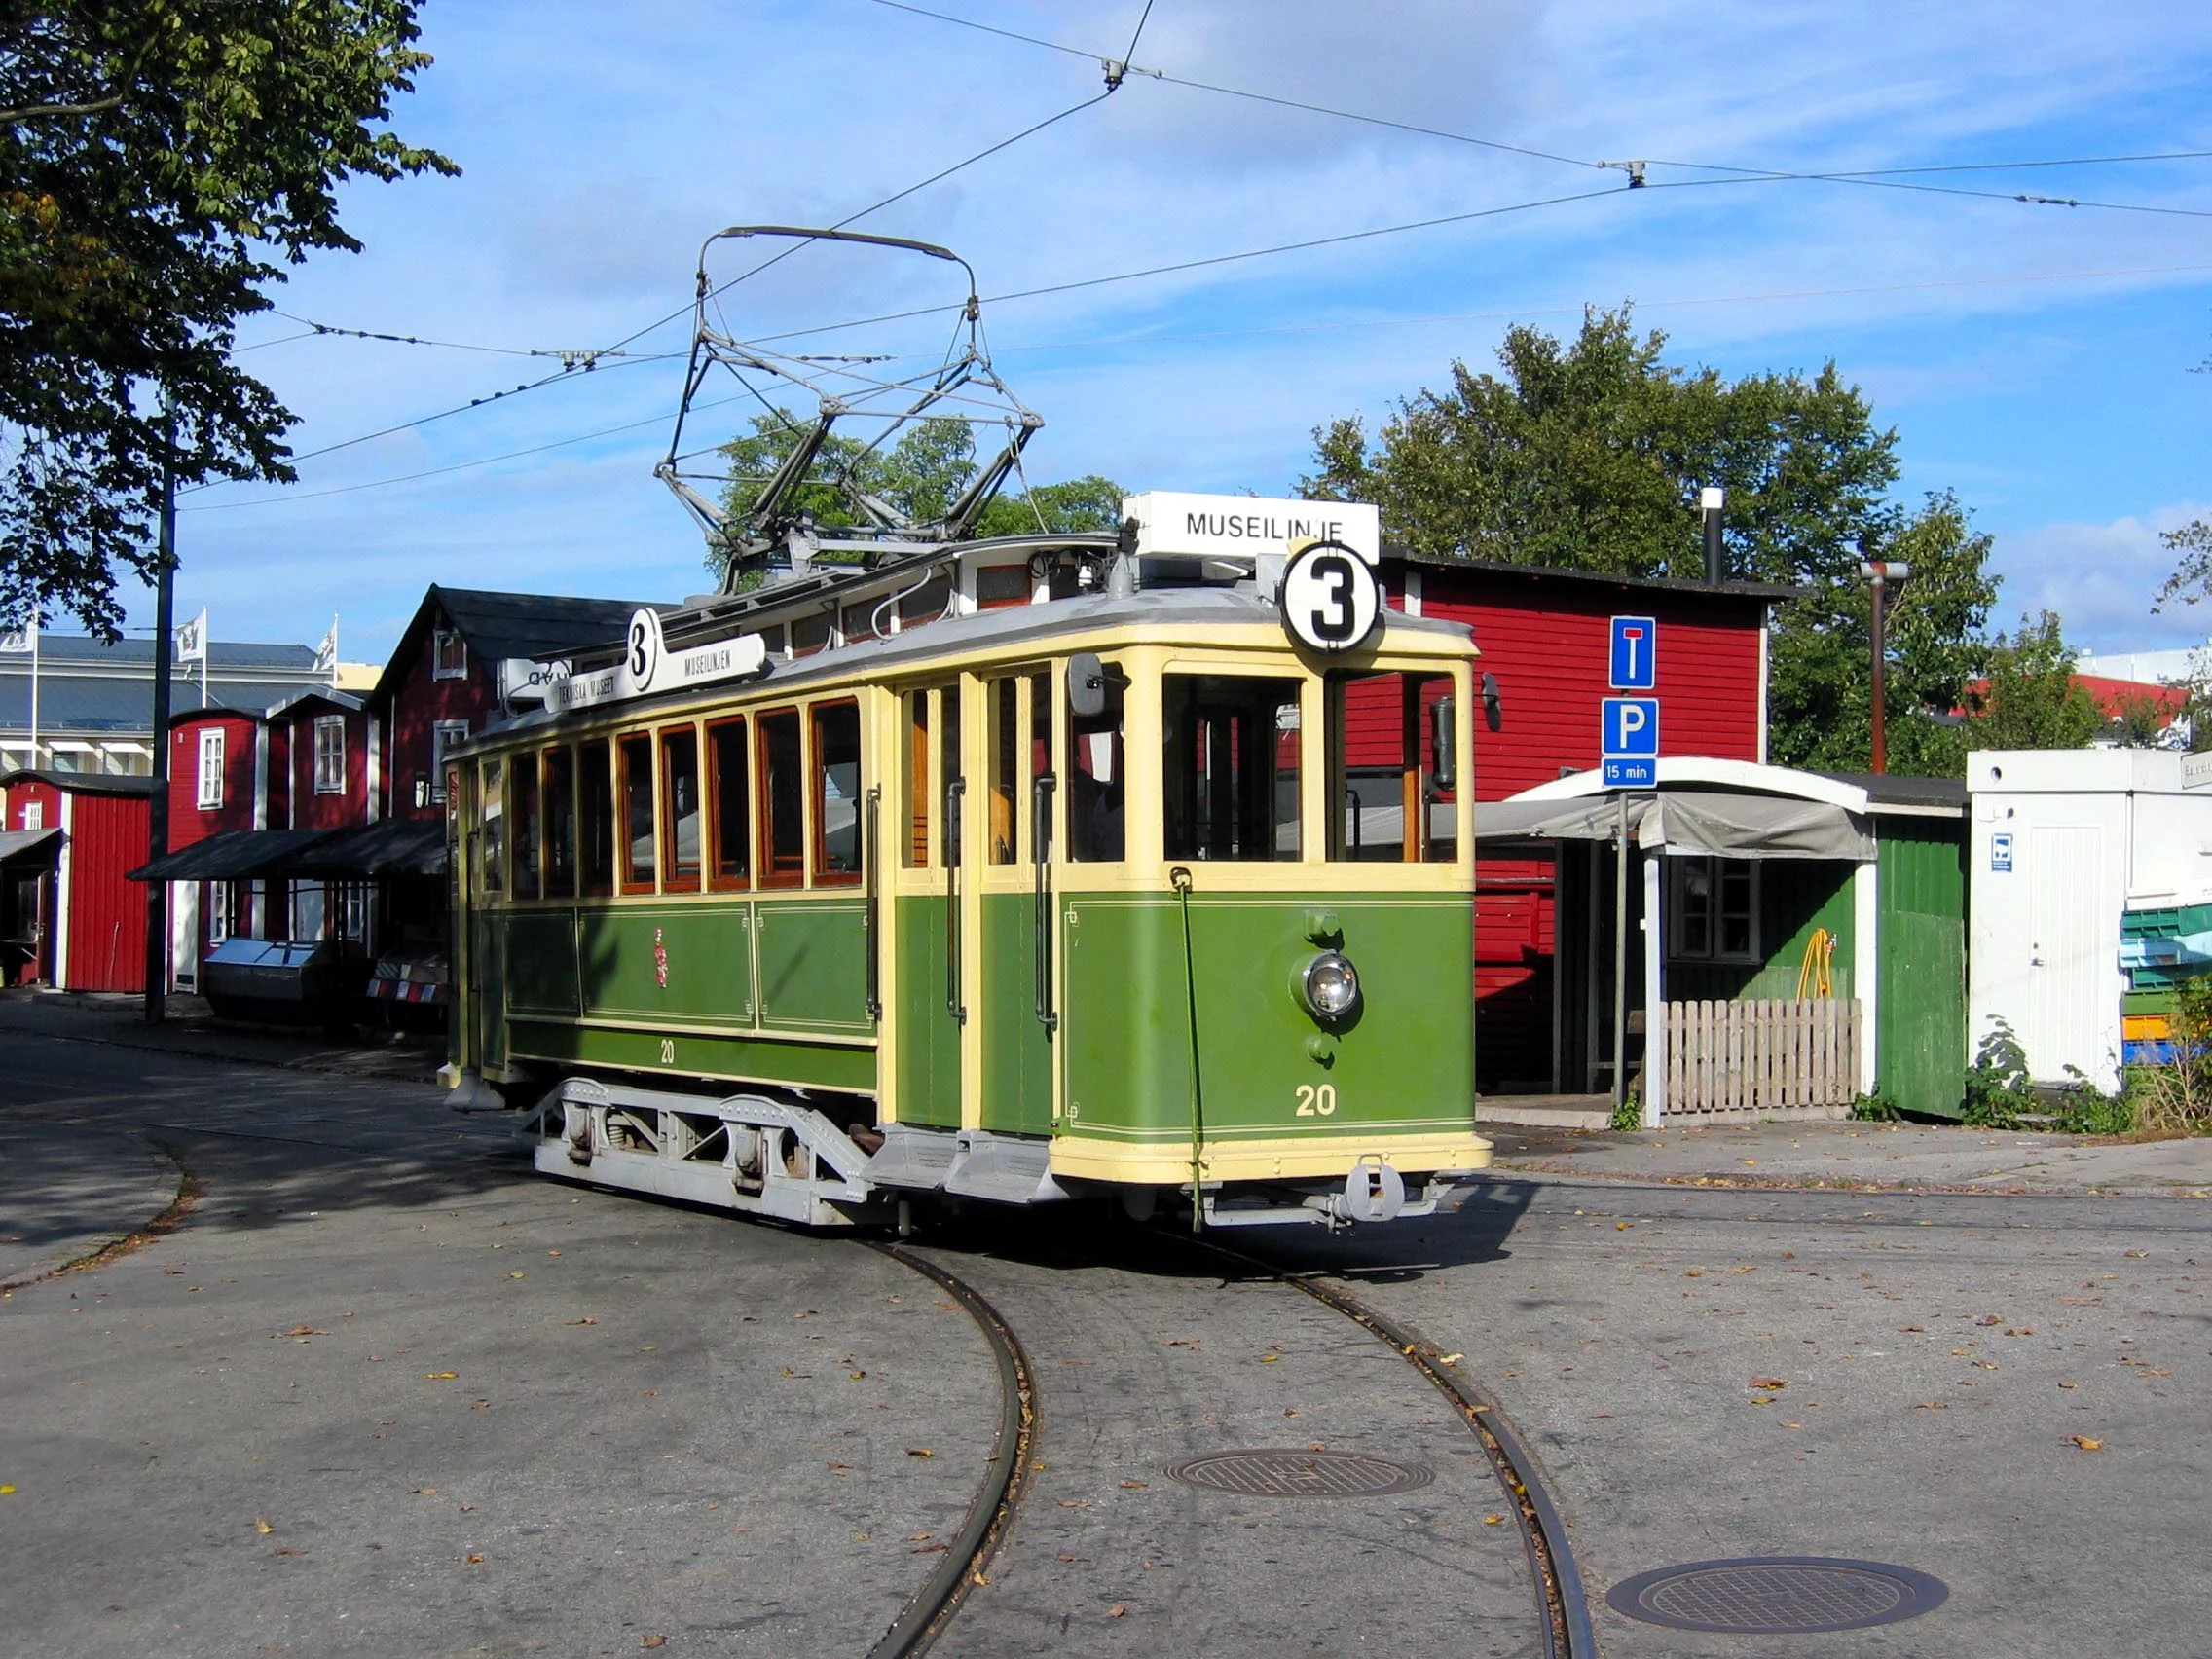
1610,616,1656,689
1603,696,1660,756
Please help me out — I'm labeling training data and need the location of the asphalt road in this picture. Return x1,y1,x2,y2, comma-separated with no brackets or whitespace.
8,1026,2210,1658
1262,1178,2212,1658
0,1035,1002,1659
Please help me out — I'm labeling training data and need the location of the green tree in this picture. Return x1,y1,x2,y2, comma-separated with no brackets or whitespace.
712,409,1122,578
1963,612,2105,752
1303,307,2015,772
0,2,455,636
1767,492,2000,773
1300,306,1899,585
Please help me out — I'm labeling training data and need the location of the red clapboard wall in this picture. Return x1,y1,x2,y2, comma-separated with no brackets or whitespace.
1386,557,1780,1090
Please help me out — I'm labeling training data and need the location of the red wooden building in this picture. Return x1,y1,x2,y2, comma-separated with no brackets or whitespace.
372,586,652,823
0,769,153,991
1383,553,1790,1091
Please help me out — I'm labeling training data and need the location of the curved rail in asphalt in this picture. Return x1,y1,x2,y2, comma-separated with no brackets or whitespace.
864,1240,1038,1659
1183,1233,1598,1659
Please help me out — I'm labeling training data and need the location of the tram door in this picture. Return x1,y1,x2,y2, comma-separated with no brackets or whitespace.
470,756,507,1073
972,670,1056,1137
890,685,962,1128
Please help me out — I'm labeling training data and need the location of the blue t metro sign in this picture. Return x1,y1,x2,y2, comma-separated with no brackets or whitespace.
1610,615,1656,689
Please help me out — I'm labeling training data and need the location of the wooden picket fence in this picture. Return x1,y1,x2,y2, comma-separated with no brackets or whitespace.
1663,998,1862,1120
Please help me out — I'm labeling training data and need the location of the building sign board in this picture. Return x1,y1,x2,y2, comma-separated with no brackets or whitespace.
1609,615,1656,689
1991,831,2013,872
1124,491,1382,566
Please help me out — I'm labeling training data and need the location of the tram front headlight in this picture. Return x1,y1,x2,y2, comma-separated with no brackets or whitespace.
1298,950,1361,1021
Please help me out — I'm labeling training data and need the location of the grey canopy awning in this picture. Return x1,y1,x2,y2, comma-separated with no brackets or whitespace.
280,819,446,879
129,829,330,882
1472,789,1874,861
0,827,58,865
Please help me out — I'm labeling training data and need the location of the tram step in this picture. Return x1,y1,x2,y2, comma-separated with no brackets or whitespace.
943,1130,1070,1205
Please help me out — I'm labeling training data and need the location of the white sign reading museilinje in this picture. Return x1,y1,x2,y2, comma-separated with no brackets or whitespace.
1124,491,1381,566
546,611,767,715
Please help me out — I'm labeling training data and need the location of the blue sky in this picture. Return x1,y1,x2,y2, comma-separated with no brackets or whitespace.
154,0,2212,663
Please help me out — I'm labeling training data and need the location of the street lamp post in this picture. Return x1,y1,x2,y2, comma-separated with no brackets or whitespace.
1858,559,1911,775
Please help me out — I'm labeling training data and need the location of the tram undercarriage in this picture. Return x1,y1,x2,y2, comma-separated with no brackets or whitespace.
527,1076,1468,1232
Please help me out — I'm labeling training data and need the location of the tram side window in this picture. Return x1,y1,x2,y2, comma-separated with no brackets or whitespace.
579,740,614,897
708,718,751,889
480,758,504,894
1067,660,1124,863
1327,671,1456,862
988,677,1017,865
899,572,954,632
512,755,541,900
902,691,930,867
757,709,804,886
543,747,576,898
940,687,962,868
662,726,702,892
813,700,862,883
618,733,655,892
1162,674,1302,862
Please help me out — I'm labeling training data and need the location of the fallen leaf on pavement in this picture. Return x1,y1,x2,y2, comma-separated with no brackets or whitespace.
1912,1401,1947,1410
2059,1382,2079,1390
465,1553,485,1564
254,1519,273,1534
425,1372,458,1380
1120,1481,1147,1490
906,1533,933,1542
1108,1605,1126,1618
642,1638,666,1650
905,1448,933,1458
566,1317,596,1326
1749,1394,1776,1405
273,1546,306,1557
1483,1515,1504,1526
2067,1436,2104,1451
1750,1377,1788,1389
1899,1325,1925,1333
1439,1353,1463,1365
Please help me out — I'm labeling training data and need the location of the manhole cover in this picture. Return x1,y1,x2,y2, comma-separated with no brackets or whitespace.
1162,1449,1433,1498
1606,1557,1948,1634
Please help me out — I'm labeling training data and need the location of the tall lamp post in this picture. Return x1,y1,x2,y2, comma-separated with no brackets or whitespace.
1858,558,1911,775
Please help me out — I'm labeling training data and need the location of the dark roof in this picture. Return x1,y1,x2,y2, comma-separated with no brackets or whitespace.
0,678,322,730
0,767,155,797
1817,771,1970,813
130,828,326,881
283,819,444,878
0,827,59,864
265,687,362,720
1385,549,1804,605
25,635,317,669
373,585,664,707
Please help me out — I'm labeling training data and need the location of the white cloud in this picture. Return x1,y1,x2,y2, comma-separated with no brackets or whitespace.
1995,503,2212,653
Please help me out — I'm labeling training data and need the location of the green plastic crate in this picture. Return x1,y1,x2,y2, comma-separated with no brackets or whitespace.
2126,987,2179,1015
2122,901,2212,940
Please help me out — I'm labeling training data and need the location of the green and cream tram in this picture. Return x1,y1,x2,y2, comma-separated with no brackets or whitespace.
447,520,1491,1229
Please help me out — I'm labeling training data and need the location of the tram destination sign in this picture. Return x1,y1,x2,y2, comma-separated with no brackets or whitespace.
547,608,768,715
1124,491,1381,566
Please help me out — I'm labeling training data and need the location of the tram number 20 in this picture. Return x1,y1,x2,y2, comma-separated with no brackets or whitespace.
1294,1084,1339,1118
657,1038,676,1066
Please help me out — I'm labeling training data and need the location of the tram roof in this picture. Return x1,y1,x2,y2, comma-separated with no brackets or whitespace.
474,583,1475,745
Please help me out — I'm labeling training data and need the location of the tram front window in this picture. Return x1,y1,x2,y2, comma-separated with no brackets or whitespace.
1162,674,1302,861
1067,660,1124,863
1327,670,1457,862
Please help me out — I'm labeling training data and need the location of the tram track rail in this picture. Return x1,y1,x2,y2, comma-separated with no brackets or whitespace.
1181,1232,1598,1659
864,1241,1038,1659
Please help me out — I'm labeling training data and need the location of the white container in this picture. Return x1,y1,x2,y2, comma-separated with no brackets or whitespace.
1968,750,2212,1090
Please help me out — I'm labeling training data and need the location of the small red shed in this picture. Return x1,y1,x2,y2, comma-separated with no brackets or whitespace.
0,768,153,991
1383,554,1793,1091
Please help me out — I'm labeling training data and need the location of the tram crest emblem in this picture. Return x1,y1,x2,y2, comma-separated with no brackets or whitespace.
653,927,669,989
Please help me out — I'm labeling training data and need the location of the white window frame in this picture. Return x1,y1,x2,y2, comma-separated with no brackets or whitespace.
205,879,229,943
1667,854,1761,964
196,727,225,809
432,627,467,681
20,800,40,830
430,719,470,803
313,715,347,795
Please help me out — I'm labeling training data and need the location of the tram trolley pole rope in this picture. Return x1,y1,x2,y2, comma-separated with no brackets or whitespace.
1169,865,1203,1232
864,1242,1038,1658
